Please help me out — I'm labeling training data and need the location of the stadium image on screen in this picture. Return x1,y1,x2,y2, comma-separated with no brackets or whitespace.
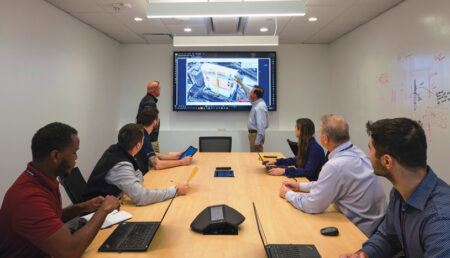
173,52,276,111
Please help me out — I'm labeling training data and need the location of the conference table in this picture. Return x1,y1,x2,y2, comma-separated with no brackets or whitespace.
82,152,367,257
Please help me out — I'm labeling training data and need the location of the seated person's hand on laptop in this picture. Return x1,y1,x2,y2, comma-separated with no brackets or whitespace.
179,156,192,166
100,195,122,214
263,159,275,165
175,182,189,195
268,168,285,176
282,180,300,192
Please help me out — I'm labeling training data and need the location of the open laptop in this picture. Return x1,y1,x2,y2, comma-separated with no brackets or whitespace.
253,203,322,258
258,152,288,171
98,193,176,252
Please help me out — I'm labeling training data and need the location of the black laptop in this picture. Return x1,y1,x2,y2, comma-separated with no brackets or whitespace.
98,194,176,252
253,203,321,258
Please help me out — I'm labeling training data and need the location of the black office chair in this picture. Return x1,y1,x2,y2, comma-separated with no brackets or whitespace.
287,139,298,156
199,136,232,152
59,167,87,204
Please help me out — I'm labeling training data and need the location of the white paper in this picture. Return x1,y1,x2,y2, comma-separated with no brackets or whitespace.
81,210,132,229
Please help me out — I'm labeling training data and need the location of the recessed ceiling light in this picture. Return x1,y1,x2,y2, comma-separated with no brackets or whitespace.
134,17,143,22
260,27,268,32
184,28,192,32
308,17,318,22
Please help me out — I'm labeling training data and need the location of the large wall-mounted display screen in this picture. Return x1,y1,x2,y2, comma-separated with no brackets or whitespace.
173,52,276,111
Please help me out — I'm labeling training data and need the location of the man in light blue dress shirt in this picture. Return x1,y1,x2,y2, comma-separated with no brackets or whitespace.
234,76,269,152
341,118,450,258
280,114,387,237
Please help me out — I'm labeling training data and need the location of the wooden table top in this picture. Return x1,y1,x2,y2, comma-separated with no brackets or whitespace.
82,152,367,257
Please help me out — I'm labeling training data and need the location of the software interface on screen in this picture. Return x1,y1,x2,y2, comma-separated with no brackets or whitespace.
174,52,276,111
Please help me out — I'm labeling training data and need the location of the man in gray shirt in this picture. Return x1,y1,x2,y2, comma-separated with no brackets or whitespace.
234,76,269,152
280,115,387,237
83,124,188,206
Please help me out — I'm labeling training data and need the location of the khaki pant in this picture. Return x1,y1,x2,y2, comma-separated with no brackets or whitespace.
151,141,160,153
248,133,264,152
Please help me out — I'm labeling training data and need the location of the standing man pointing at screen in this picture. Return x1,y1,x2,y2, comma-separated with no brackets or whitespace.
234,76,269,152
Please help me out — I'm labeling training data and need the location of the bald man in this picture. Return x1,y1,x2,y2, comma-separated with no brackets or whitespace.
279,114,386,237
136,81,161,152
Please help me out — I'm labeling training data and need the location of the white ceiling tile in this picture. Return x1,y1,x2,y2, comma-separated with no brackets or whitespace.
358,0,404,8
46,0,404,44
245,17,290,36
280,5,347,43
143,34,173,44
305,0,358,7
304,4,390,43
165,24,209,36
46,0,103,13
71,12,118,25
120,18,171,34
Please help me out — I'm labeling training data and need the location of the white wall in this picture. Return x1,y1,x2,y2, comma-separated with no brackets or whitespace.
0,0,121,206
118,44,332,155
6,0,447,208
329,0,450,189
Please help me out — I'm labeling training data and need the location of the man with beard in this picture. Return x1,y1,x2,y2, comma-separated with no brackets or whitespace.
340,118,450,258
0,122,121,257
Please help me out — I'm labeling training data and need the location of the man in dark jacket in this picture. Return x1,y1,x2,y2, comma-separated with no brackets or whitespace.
136,81,161,152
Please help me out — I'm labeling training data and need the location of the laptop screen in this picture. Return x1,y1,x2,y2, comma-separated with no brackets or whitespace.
159,191,177,223
253,202,269,247
257,152,263,161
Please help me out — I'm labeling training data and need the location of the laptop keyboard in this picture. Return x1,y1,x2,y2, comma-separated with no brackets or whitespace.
269,244,321,258
270,245,302,258
102,222,160,251
275,246,302,257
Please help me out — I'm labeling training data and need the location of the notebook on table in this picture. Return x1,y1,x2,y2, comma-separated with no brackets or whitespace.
98,193,176,252
253,202,322,258
81,210,132,229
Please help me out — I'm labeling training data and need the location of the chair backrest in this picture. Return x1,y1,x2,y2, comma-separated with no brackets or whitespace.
59,167,87,204
199,136,232,152
287,138,298,156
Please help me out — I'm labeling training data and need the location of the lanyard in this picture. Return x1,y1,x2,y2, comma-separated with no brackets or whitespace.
326,144,353,161
26,168,55,193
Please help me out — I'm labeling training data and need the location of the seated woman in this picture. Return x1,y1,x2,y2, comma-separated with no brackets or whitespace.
266,118,325,181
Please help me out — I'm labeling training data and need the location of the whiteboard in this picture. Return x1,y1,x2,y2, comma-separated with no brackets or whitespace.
330,0,450,184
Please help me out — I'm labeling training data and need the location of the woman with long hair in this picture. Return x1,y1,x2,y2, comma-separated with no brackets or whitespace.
266,118,325,181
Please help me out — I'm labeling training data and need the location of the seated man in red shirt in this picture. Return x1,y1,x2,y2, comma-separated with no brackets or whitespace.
0,122,122,257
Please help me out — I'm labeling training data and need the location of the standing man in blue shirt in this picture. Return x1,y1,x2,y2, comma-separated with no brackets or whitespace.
280,114,386,237
234,76,268,152
136,81,161,153
340,118,450,258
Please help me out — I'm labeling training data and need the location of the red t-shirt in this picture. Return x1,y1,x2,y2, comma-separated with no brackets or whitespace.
0,163,64,257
